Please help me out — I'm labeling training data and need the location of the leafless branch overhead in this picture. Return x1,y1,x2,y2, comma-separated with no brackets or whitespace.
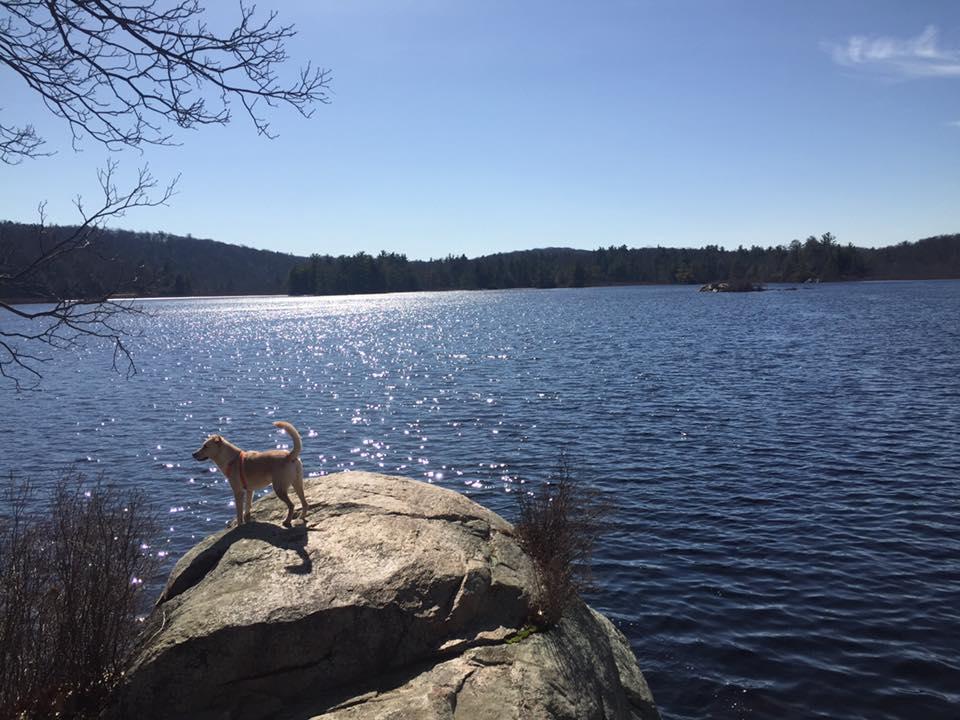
0,0,331,157
0,162,173,389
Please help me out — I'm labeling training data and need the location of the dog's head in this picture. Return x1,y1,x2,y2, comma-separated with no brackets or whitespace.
193,435,224,461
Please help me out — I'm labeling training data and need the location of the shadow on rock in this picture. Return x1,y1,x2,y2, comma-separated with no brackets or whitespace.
157,521,311,605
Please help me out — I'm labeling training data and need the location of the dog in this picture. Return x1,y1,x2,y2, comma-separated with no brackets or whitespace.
192,421,308,527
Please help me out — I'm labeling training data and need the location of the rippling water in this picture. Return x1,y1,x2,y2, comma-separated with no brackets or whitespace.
4,281,960,719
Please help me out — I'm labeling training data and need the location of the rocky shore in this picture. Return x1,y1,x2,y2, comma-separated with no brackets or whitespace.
699,280,766,292
112,472,659,720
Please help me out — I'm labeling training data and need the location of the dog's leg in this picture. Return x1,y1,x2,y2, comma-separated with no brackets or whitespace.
293,460,308,523
233,489,244,526
273,481,296,527
243,488,253,523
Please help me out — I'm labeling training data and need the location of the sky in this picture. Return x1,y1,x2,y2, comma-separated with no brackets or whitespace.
1,0,959,260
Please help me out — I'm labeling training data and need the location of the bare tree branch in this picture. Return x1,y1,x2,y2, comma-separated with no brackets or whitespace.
0,1,328,389
0,162,173,389
0,116,47,164
0,0,331,151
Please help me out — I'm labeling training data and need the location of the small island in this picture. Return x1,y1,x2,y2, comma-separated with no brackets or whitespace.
699,280,766,293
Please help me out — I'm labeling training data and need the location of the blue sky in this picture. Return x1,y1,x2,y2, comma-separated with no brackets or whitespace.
1,1,959,259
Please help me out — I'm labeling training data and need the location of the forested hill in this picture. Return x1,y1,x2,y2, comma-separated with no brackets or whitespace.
3,221,959,301
288,233,960,295
0,221,305,300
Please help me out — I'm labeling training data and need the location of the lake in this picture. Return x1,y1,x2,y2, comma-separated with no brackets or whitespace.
3,281,959,719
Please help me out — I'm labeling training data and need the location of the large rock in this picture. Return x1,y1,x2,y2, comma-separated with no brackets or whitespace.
114,472,658,720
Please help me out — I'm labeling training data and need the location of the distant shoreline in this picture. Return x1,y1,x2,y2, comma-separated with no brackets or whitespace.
6,276,960,306
4,222,958,301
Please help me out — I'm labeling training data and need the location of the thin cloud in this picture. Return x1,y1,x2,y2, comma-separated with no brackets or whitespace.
826,25,960,78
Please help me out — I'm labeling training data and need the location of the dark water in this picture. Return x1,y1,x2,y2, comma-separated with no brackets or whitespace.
3,281,959,719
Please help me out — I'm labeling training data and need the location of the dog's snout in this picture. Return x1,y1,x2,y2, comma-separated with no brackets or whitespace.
192,450,207,461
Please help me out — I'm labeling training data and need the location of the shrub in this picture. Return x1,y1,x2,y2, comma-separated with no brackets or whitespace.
514,454,607,627
0,472,157,719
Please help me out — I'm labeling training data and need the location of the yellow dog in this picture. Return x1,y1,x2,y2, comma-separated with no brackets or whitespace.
193,421,308,527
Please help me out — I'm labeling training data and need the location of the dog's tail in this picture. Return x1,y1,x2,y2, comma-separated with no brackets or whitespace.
273,421,302,461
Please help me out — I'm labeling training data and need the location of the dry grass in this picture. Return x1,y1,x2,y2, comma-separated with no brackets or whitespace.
0,472,157,719
514,454,607,627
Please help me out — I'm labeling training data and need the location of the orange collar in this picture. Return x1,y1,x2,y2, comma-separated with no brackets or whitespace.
226,451,248,490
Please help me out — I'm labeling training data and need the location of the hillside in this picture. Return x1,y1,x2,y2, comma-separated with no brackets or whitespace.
0,221,306,300
3,221,959,301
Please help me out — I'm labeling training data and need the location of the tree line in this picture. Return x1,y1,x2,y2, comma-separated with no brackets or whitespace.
3,224,959,302
0,221,303,300
288,233,960,295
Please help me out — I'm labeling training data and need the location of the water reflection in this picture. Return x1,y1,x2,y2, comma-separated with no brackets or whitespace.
3,283,960,720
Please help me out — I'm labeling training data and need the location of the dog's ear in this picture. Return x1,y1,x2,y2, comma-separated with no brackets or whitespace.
212,435,223,444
